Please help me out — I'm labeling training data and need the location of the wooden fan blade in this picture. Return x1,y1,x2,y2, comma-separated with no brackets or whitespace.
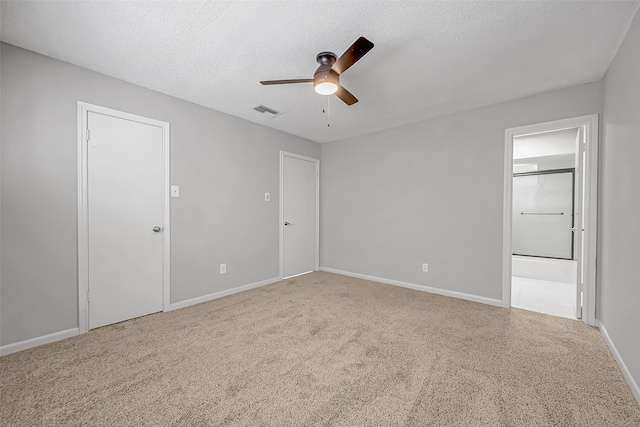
335,86,358,106
260,79,313,85
332,37,374,75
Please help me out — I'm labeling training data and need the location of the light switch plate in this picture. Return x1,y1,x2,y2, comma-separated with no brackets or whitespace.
171,186,180,197
265,192,270,202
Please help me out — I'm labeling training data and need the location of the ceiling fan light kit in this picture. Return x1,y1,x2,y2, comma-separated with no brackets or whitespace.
314,81,338,95
260,37,374,106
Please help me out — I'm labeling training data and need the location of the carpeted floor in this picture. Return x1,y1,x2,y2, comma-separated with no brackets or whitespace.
1,271,639,426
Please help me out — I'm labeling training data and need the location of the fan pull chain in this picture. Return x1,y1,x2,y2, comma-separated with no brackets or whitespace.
322,97,331,127
326,96,330,127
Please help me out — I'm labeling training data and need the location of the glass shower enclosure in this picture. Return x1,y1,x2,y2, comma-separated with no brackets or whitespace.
512,169,575,260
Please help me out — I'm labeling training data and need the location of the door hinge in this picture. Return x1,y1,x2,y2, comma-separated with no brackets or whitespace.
86,129,90,141
87,290,90,303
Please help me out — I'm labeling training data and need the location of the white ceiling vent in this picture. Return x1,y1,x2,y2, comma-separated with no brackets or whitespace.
253,104,283,118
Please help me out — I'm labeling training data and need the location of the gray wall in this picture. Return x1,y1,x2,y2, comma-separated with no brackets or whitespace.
600,11,640,393
0,43,319,346
320,82,602,301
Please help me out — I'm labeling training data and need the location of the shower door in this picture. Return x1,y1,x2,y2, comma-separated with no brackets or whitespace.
512,169,574,260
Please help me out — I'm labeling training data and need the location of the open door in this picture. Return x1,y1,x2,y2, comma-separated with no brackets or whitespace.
574,127,585,319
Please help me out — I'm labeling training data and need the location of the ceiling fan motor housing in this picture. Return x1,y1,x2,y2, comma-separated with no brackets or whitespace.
313,68,339,89
314,52,339,90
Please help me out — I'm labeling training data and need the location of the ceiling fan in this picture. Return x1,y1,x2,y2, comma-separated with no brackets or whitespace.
260,37,374,106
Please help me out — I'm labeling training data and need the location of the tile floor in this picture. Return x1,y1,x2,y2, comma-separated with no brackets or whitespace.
511,276,576,319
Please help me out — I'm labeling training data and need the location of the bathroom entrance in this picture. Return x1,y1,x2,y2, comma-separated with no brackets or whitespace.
502,116,598,325
512,129,579,319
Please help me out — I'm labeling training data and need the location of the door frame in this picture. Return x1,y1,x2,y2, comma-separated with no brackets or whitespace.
77,102,171,333
502,114,598,325
279,151,320,279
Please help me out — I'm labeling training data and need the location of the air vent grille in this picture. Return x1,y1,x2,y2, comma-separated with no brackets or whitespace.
253,105,282,117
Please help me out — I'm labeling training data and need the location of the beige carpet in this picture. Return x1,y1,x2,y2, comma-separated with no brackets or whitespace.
2,271,639,426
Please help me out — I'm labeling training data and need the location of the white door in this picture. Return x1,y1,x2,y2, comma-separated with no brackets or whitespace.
282,153,318,278
88,111,164,329
574,127,585,319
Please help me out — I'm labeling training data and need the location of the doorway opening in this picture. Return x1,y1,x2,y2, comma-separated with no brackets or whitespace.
502,115,598,325
512,130,578,319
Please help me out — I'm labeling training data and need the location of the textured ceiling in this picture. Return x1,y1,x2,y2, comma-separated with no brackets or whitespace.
1,1,638,143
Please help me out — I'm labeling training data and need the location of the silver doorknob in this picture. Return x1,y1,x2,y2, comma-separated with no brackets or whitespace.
153,226,162,232
284,222,292,226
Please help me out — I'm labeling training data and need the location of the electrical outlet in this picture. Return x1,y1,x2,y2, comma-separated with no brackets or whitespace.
220,264,226,274
422,263,429,272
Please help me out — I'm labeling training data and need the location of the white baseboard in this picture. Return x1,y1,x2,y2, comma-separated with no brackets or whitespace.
168,276,281,311
0,327,79,356
597,320,640,406
319,267,503,307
